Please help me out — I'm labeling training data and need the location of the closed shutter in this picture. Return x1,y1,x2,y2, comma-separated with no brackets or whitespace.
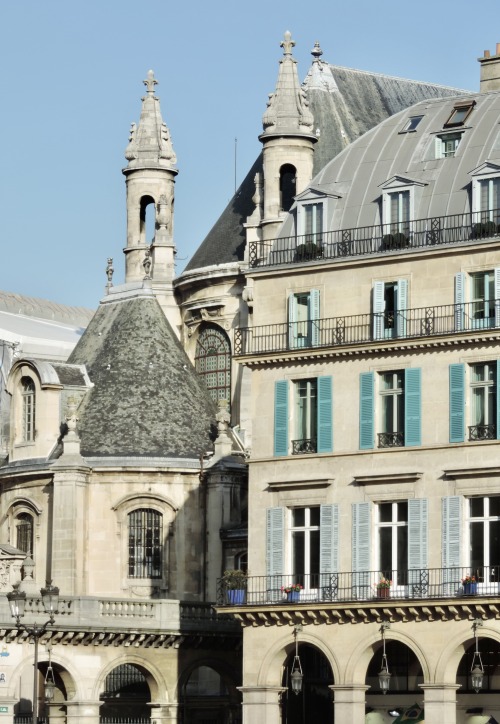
288,294,297,348
497,359,500,440
449,364,465,443
397,279,408,337
373,282,385,339
320,504,339,598
317,375,333,453
405,368,421,446
455,272,465,331
274,380,289,456
408,498,428,594
495,268,500,328
352,502,371,597
359,372,374,449
266,507,284,601
310,289,320,346
442,496,462,594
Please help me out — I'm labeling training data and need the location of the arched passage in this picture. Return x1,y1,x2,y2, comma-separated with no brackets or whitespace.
179,663,241,724
281,643,334,724
456,636,500,721
99,663,151,722
365,640,423,720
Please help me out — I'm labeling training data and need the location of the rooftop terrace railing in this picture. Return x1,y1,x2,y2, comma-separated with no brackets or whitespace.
234,299,500,356
217,567,500,607
249,212,500,268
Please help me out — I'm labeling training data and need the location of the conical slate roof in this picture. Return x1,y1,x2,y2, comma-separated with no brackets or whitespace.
68,292,215,458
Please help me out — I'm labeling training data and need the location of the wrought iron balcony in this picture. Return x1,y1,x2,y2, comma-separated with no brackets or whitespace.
249,210,500,268
234,300,500,356
469,424,496,441
377,431,404,448
292,438,317,454
216,566,500,607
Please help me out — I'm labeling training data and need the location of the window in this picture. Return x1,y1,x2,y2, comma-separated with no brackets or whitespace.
288,289,319,349
280,164,296,212
401,115,423,133
467,496,500,578
443,101,475,128
16,513,33,554
359,369,421,450
274,377,332,456
377,502,408,586
470,363,497,440
21,377,35,442
291,507,320,589
304,202,323,242
128,509,163,579
195,324,231,407
373,279,408,339
293,379,317,454
388,190,410,235
455,269,500,331
478,177,500,224
435,132,462,158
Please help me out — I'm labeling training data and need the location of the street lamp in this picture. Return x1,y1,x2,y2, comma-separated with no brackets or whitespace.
470,619,484,693
7,582,59,724
290,624,303,695
378,622,391,694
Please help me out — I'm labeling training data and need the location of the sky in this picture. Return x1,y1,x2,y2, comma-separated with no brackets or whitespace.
2,0,500,309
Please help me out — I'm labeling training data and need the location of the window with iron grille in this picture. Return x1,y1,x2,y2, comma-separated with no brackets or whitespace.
195,325,231,408
128,509,162,579
16,513,33,554
21,377,35,442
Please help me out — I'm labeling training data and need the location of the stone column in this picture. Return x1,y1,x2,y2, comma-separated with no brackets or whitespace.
150,703,179,723
330,684,370,724
65,700,101,724
420,683,460,724
0,698,18,724
239,686,286,724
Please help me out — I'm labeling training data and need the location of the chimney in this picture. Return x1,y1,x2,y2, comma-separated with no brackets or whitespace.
478,44,500,92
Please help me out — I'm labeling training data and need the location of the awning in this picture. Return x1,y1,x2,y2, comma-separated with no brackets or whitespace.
392,703,424,723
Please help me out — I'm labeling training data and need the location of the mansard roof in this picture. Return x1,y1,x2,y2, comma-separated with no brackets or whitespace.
68,288,216,459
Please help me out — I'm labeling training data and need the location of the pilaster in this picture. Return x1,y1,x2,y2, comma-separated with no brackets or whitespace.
420,683,460,724
330,684,370,724
239,685,286,724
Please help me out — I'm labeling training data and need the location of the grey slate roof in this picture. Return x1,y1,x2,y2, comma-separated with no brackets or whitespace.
68,293,216,459
182,64,467,272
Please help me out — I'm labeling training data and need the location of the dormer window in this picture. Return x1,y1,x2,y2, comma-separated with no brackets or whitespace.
21,377,35,442
436,132,463,159
443,101,475,128
304,203,323,242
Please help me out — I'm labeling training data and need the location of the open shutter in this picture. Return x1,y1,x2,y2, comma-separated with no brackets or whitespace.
408,498,428,594
320,504,339,599
288,294,297,349
396,279,408,337
497,359,500,440
405,368,421,446
274,380,289,456
352,502,371,598
317,375,333,453
310,289,320,347
266,507,284,601
495,268,500,328
449,364,465,443
373,282,385,340
359,372,374,450
442,496,462,595
455,272,465,331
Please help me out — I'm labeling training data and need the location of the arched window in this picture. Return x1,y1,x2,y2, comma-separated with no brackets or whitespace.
21,377,35,442
16,512,33,553
280,164,296,212
140,195,156,245
195,325,231,407
128,509,163,579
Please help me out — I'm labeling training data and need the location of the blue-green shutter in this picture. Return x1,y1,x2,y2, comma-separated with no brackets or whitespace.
455,272,465,331
288,294,297,349
408,498,428,586
373,282,385,340
449,363,465,443
397,279,408,337
320,504,338,594
405,368,421,446
497,359,500,440
266,507,285,576
359,372,374,449
274,380,289,456
317,375,333,453
310,289,320,347
495,268,500,328
442,496,462,594
352,502,371,598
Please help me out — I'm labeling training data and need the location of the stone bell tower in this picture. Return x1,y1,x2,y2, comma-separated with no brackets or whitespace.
123,70,180,330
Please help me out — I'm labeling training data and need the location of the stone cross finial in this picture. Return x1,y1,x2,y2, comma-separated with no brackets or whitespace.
281,31,295,56
143,70,158,96
311,41,323,62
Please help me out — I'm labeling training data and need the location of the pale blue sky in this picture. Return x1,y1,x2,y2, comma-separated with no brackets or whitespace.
1,0,499,308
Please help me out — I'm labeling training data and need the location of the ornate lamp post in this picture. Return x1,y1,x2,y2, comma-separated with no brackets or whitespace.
7,582,59,724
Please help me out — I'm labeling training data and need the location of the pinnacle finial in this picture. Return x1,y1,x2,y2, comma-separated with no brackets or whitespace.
281,31,295,56
311,41,323,62
143,69,158,96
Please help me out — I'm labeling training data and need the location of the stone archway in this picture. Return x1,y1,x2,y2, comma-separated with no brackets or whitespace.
281,643,334,724
179,663,241,724
365,640,424,721
456,636,500,723
99,663,151,722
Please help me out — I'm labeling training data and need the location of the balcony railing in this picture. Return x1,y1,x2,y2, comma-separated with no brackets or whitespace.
292,438,317,454
234,300,500,356
249,210,500,268
469,424,496,440
217,566,500,607
377,431,404,448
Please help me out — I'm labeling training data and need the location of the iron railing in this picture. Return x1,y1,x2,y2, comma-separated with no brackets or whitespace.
469,424,496,440
377,431,404,448
234,299,500,356
249,210,500,268
216,566,500,607
291,438,317,454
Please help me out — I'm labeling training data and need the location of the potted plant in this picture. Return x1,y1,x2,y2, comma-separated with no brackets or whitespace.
376,577,392,599
462,574,478,595
281,583,303,603
223,569,247,605
294,242,323,262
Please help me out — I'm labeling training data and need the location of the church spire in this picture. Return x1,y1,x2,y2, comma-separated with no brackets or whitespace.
261,31,314,138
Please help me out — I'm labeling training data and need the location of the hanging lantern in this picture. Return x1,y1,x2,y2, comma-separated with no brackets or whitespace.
290,625,303,695
470,620,484,693
378,622,391,694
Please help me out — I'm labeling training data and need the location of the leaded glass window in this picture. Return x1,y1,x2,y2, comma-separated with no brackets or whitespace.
195,325,231,407
21,377,35,442
128,509,162,579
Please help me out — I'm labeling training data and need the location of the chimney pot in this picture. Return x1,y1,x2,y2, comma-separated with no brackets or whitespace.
484,50,491,58
497,43,500,55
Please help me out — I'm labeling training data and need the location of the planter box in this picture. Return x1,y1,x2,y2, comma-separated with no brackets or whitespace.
287,590,301,603
463,582,478,595
377,588,390,599
226,589,245,605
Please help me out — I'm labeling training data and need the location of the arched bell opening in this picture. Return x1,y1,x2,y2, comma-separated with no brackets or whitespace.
139,195,156,246
280,164,296,213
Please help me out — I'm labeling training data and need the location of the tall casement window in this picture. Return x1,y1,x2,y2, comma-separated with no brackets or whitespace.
435,132,463,159
21,377,35,442
16,513,34,554
291,507,320,589
304,202,323,242
128,509,163,579
377,502,408,586
359,369,421,450
388,190,410,234
454,269,500,332
478,177,500,223
288,290,319,349
449,362,500,442
373,280,408,339
195,324,231,407
274,377,333,456
280,164,296,212
468,497,500,578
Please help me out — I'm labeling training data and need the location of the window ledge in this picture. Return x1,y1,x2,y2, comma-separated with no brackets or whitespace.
267,478,333,490
353,472,423,485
